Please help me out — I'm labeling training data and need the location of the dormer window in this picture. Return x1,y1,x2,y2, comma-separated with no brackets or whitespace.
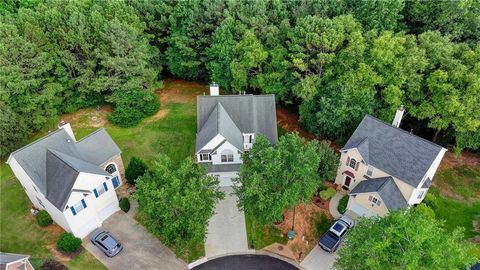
199,154,211,161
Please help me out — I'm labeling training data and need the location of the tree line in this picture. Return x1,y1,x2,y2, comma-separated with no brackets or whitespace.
1,0,479,157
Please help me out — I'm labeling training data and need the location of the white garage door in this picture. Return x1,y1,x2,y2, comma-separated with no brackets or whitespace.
74,218,97,239
350,202,376,218
98,201,119,222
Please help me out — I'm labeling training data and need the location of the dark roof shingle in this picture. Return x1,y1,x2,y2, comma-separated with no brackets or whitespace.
350,176,408,210
342,115,444,187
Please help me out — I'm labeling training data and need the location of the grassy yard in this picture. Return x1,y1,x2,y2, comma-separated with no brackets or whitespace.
424,165,480,257
0,164,106,270
0,80,206,266
245,214,287,250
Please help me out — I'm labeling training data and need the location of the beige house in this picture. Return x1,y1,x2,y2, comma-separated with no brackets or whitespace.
334,107,447,218
0,252,34,270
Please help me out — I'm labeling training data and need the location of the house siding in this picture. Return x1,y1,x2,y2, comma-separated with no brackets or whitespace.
7,157,71,232
348,192,389,217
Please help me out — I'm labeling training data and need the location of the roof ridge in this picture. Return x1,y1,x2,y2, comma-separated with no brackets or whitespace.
47,149,80,173
76,127,105,142
377,176,394,192
9,128,67,157
364,115,445,150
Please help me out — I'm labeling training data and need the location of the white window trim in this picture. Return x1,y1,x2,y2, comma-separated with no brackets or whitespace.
74,201,85,213
366,165,374,176
96,183,106,197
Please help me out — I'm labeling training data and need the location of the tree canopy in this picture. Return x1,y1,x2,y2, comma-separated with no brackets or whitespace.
134,154,224,254
2,0,479,157
233,133,336,224
335,205,477,270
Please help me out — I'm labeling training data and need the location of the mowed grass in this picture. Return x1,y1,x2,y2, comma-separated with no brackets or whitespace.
0,164,106,269
74,102,197,166
245,214,287,250
434,166,480,199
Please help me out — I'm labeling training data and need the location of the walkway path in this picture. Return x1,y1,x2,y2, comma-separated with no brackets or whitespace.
329,192,345,219
300,245,338,270
204,185,248,257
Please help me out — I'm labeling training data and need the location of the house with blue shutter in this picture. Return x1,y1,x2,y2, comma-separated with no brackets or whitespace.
6,122,124,238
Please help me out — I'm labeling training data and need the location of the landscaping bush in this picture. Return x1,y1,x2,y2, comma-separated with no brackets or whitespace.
125,157,148,185
119,197,130,213
56,233,81,253
319,187,336,200
36,210,53,227
338,195,349,214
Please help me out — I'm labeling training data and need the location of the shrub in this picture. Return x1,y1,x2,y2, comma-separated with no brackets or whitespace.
125,157,148,185
338,195,349,214
40,259,67,270
319,187,336,200
119,197,130,213
56,233,81,253
314,213,331,237
37,210,53,227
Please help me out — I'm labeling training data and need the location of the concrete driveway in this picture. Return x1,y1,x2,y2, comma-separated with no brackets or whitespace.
83,201,187,270
204,186,248,257
300,246,338,270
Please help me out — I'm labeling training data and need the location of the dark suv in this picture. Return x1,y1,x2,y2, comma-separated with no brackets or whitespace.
318,215,354,252
90,229,123,257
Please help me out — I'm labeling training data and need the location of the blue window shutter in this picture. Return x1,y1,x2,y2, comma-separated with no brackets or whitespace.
94,189,99,198
103,182,108,192
71,206,77,216
81,199,87,209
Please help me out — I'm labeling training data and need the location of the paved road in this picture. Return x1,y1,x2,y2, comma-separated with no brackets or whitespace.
300,246,337,270
83,201,186,270
205,186,248,257
192,254,299,270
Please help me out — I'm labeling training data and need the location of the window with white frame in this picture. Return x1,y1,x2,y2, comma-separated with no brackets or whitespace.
94,182,108,198
367,165,374,176
105,164,117,174
221,149,234,162
417,190,425,199
70,199,87,216
349,158,357,169
199,153,211,161
368,195,381,206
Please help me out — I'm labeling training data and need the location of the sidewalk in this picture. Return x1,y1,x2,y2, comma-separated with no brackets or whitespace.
329,193,345,219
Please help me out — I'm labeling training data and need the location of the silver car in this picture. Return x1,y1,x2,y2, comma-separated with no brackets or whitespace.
90,229,123,257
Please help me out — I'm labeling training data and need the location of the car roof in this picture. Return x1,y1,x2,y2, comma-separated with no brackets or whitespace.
98,233,118,249
331,221,347,235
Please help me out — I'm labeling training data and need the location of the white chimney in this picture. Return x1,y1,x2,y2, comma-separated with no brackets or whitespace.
392,105,405,128
58,121,76,141
209,82,219,96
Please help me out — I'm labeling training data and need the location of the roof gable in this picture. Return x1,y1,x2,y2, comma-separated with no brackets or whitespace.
342,115,444,187
196,95,277,150
350,176,408,210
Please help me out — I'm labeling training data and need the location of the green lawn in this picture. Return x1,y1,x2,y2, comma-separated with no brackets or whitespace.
423,165,480,257
0,164,106,270
245,214,287,250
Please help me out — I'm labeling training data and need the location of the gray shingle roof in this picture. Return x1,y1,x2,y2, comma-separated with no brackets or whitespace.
196,95,277,152
342,115,444,188
350,176,408,210
0,252,29,266
8,127,120,211
196,102,244,152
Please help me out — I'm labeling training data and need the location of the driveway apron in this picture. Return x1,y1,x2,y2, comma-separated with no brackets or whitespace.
204,185,248,257
83,201,187,270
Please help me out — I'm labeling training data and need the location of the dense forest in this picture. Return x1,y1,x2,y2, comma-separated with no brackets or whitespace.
1,0,479,157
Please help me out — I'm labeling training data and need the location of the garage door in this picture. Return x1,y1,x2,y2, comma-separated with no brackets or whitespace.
74,218,97,239
349,202,376,217
98,201,119,222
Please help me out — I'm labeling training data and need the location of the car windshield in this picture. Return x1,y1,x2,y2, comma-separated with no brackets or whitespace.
332,222,345,234
99,235,117,249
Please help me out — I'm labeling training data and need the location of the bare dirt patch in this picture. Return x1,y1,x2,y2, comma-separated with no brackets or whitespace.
276,106,340,150
277,203,332,260
61,105,112,128
144,108,170,124
440,150,480,170
158,79,207,105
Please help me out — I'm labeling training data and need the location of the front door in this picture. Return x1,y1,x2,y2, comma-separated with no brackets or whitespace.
343,176,352,190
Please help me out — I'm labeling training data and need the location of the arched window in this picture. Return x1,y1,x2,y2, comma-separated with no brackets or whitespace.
349,158,356,169
105,164,117,174
221,149,234,162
